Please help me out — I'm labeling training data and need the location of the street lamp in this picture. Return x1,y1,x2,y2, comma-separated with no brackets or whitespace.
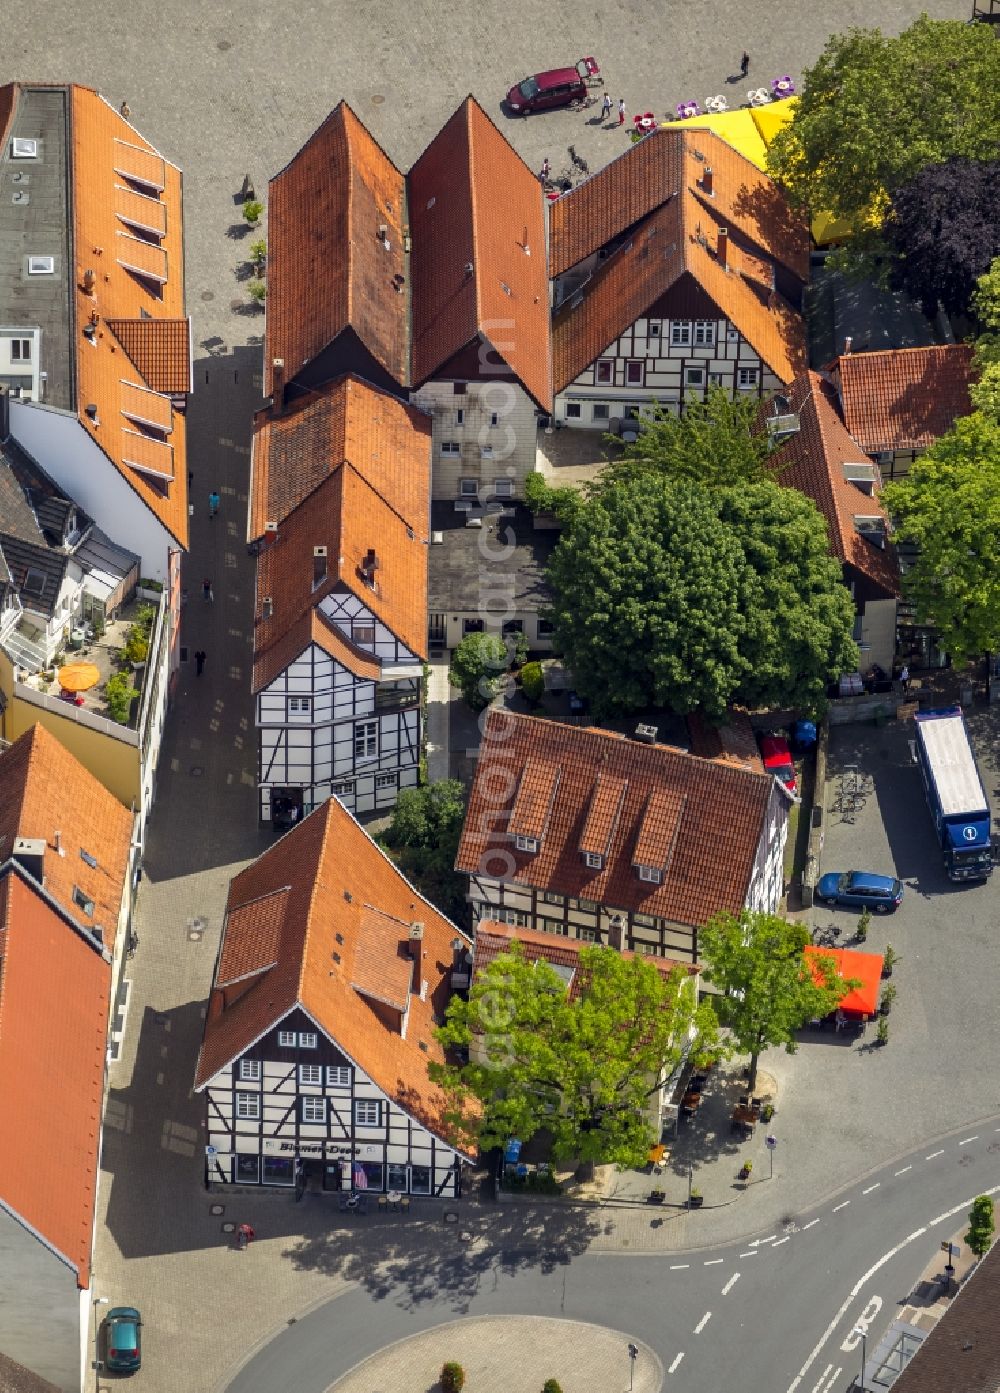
852,1323,867,1392
627,1343,639,1391
92,1297,109,1388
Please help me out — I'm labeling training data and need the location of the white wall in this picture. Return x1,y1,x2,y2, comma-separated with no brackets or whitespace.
0,1207,80,1392
410,380,539,500
745,779,790,914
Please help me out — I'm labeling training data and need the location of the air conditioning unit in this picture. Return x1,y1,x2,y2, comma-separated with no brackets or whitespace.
11,138,38,159
431,531,444,544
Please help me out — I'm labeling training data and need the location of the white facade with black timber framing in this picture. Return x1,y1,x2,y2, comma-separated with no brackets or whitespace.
257,587,422,823
201,1007,462,1196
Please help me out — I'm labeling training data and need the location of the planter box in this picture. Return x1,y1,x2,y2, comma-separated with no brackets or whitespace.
137,586,163,601
688,1195,704,1208
647,1191,666,1205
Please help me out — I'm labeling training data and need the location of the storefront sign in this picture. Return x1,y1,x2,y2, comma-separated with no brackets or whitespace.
261,1138,352,1158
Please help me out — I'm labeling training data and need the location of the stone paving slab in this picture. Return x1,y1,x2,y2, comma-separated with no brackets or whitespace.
328,1317,662,1393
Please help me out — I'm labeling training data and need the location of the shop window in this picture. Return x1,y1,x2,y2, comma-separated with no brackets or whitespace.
355,1160,383,1190
387,1162,408,1191
262,1155,295,1186
235,1153,260,1183
410,1164,432,1194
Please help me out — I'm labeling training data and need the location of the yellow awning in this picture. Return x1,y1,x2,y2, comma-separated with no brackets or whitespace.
665,108,769,169
749,96,798,145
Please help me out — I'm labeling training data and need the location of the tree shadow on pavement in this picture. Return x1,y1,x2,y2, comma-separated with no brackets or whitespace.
280,1200,600,1312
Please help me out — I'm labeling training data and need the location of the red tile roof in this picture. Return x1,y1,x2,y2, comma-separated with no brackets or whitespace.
473,921,697,1001
551,131,808,392
408,97,552,411
265,102,409,397
834,345,974,454
768,373,899,598
106,317,191,395
579,773,628,858
456,711,776,928
888,1237,1000,1393
0,724,132,951
194,797,475,1151
0,870,110,1288
686,710,763,772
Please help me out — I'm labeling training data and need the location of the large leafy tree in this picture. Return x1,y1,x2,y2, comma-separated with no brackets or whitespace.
971,257,1000,422
448,631,510,709
887,159,1000,318
381,781,467,924
718,484,858,712
883,414,1000,662
768,18,1000,265
432,942,718,1167
546,479,748,719
597,389,778,492
699,912,855,1092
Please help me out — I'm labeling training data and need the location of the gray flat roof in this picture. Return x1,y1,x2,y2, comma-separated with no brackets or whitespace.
0,86,74,410
428,501,556,613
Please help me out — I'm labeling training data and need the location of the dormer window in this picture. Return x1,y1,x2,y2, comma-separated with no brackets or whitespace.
637,864,662,885
515,834,538,854
583,851,603,870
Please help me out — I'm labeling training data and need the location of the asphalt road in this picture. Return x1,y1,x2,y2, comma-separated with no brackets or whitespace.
227,1118,1000,1393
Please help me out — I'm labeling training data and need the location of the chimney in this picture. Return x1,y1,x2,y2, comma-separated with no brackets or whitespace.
82,268,96,295
608,915,625,953
259,521,279,552
408,922,425,959
702,166,713,197
13,837,46,883
53,830,63,855
360,548,379,587
717,226,728,268
261,596,273,621
85,403,99,425
0,386,9,444
312,545,328,588
843,336,853,355
271,358,285,414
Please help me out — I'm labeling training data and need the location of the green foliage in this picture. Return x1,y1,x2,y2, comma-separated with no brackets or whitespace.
524,471,584,526
249,238,267,267
511,628,529,668
880,982,897,1014
382,781,467,925
965,1195,995,1258
242,199,264,225
856,906,871,942
876,1016,890,1045
883,414,1000,661
248,279,267,303
520,660,546,704
432,942,719,1168
882,942,899,975
542,1381,564,1393
767,18,1000,268
546,477,856,720
441,1363,465,1393
105,670,139,724
137,577,163,593
700,911,857,1092
122,627,149,666
91,613,106,639
448,631,509,709
597,390,777,492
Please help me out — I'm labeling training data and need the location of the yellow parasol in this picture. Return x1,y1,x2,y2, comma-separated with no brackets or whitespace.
58,662,101,693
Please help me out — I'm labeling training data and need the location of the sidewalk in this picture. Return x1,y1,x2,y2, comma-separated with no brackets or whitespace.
426,657,452,781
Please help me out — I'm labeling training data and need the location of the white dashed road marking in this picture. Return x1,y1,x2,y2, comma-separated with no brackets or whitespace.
925,1150,944,1160
802,1218,820,1230
772,1236,791,1247
832,1201,850,1212
958,1136,978,1146
739,1250,758,1258
670,1264,689,1270
861,1184,880,1195
721,1272,740,1295
894,1166,912,1176
668,1353,685,1374
694,1311,712,1335
704,1258,723,1266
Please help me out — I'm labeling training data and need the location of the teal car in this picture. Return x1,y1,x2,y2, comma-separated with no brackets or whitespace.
105,1306,142,1374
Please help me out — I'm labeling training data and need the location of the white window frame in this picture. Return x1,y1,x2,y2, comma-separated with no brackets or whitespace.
515,834,539,853
625,360,645,386
493,478,514,498
440,441,461,456
592,403,610,421
670,321,692,346
298,1031,318,1049
648,322,661,338
354,720,378,762
578,927,598,942
239,1059,261,1082
236,1092,260,1120
333,781,355,798
355,1099,382,1128
375,772,397,790
326,1065,352,1087
583,851,603,870
10,338,31,362
543,891,563,905
726,324,740,341
351,620,375,646
693,320,715,347
299,1063,322,1085
278,1030,296,1047
595,359,614,384
565,402,582,419
288,696,311,714
638,864,662,884
302,1096,326,1123
709,372,724,386
459,477,479,496
685,367,705,387
73,886,95,916
455,408,465,426
737,367,759,390
489,411,499,427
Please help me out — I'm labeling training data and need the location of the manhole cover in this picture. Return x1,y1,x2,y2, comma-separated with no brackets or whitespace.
372,94,385,106
221,1221,235,1233
188,930,203,942
190,765,204,777
210,1204,225,1215
217,39,232,51
201,289,215,302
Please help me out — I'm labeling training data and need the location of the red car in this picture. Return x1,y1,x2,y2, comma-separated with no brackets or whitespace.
506,66,588,115
759,735,797,794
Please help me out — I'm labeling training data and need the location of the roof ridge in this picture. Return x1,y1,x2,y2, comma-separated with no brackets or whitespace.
297,800,337,1000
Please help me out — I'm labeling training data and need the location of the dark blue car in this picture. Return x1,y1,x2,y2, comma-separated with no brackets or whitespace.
105,1306,142,1374
815,870,903,913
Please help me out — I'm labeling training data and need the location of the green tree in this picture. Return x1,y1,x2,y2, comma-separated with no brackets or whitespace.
699,911,857,1092
448,631,509,709
883,414,1000,661
382,781,467,924
971,257,1000,423
965,1194,995,1259
718,483,858,712
546,479,748,719
598,389,777,492
432,942,718,1168
524,471,584,526
767,18,1000,267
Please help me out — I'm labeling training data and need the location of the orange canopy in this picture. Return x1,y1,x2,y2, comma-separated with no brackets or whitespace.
57,662,101,693
804,945,883,1017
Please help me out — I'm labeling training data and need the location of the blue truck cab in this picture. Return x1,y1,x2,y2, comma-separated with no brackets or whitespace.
913,707,993,882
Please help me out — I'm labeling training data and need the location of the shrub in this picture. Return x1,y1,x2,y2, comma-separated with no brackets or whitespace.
441,1363,465,1393
448,631,508,709
542,1381,563,1393
521,660,545,703
242,199,263,225
248,279,267,303
876,1016,889,1045
123,626,149,665
249,238,267,267
966,1195,995,1258
882,943,899,975
880,983,897,1014
105,671,139,724
137,577,163,594
856,906,871,942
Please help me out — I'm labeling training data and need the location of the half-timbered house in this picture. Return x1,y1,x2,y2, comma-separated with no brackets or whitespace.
195,796,475,1197
249,374,431,822
547,128,808,431
455,710,790,965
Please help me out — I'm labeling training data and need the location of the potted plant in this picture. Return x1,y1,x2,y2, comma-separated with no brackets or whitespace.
882,943,899,977
688,1188,704,1208
136,576,163,601
248,279,267,304
760,1101,775,1123
880,983,897,1016
876,1016,890,1046
648,1187,666,1204
542,1381,563,1393
249,237,267,273
441,1363,465,1393
739,1159,753,1180
856,906,871,943
105,670,139,725
242,198,263,227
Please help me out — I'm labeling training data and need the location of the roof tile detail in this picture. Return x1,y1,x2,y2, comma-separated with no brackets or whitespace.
216,887,289,987
115,232,168,283
834,345,975,455
457,711,774,929
633,789,686,871
351,906,415,1011
195,797,476,1152
580,773,628,858
111,137,165,190
509,758,561,842
106,317,191,395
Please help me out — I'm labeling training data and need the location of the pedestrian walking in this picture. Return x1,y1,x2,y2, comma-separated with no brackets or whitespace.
120,100,131,119
202,579,213,603
194,649,207,676
208,490,220,518
740,51,750,77
237,1222,255,1250
540,157,550,183
601,92,612,122
618,99,626,127
899,664,910,692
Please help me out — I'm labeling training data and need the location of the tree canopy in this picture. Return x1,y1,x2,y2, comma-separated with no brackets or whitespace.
971,257,1000,422
767,18,1000,264
432,942,718,1167
965,1195,996,1259
887,159,1000,318
597,389,778,492
448,631,511,709
381,781,468,924
883,413,1000,663
546,476,857,719
699,911,856,1092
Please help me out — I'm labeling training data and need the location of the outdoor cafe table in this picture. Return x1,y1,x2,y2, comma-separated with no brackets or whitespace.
732,1105,757,1129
